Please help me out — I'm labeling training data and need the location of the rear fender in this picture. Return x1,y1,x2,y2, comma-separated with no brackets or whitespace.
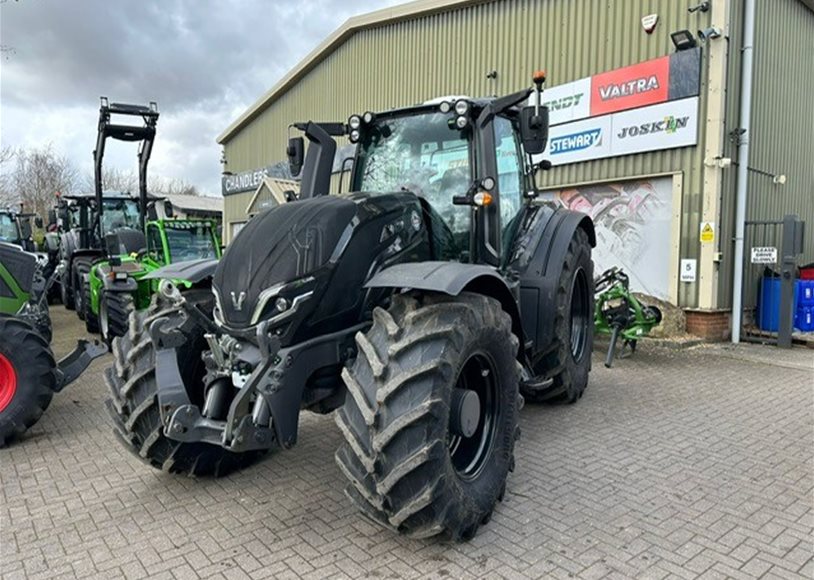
365,261,524,349
513,206,595,354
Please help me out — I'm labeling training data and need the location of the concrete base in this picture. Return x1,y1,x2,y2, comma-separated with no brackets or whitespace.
685,309,731,341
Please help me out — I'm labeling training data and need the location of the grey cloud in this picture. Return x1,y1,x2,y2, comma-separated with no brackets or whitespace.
0,0,402,194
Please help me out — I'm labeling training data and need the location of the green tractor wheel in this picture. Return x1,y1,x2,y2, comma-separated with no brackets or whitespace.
0,315,58,447
99,291,134,346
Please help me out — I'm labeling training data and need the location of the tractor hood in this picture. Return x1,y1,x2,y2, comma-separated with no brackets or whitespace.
213,196,357,328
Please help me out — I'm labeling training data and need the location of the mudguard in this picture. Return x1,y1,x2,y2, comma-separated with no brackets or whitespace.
512,205,595,354
365,261,524,345
142,258,218,283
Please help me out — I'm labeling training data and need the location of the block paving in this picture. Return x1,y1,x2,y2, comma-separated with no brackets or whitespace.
1,307,812,579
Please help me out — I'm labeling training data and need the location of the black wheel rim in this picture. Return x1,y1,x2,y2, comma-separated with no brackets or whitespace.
570,267,590,362
448,352,499,480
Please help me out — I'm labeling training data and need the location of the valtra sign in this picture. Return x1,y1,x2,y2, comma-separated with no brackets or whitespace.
590,56,670,116
529,48,701,126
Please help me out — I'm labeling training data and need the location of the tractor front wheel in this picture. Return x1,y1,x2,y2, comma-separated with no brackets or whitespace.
105,294,266,476
336,292,520,540
0,315,58,447
100,291,133,346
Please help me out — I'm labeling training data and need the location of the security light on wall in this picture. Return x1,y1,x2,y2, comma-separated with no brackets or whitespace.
670,29,697,51
698,27,723,42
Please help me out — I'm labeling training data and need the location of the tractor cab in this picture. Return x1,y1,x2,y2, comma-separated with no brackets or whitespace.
0,211,22,246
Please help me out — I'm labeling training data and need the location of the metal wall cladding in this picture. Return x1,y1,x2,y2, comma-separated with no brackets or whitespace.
718,0,814,308
223,0,720,306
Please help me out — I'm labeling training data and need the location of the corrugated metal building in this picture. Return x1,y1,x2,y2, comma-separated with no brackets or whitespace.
217,0,814,338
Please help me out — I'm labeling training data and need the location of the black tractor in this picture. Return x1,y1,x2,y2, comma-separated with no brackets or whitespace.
58,97,158,316
107,73,595,540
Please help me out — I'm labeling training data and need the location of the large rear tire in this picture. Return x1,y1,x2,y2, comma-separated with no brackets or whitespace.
336,292,521,540
0,315,57,447
100,291,133,346
105,293,266,476
523,227,594,404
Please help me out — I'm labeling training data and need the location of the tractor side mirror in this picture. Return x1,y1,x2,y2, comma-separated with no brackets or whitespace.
48,209,58,227
163,200,174,219
519,105,549,155
58,207,69,222
147,203,158,221
287,137,304,177
34,215,44,229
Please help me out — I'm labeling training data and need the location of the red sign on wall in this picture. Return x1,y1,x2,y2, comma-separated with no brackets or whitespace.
590,55,670,116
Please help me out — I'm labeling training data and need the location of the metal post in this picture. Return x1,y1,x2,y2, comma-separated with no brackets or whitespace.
730,0,757,344
778,215,804,348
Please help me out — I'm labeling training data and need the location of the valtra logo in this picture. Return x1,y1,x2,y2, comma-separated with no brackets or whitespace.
598,76,660,102
590,56,670,116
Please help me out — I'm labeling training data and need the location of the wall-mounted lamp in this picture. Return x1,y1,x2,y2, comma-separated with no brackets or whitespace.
705,156,732,168
688,1,710,13
670,29,697,51
698,26,723,42
773,174,787,185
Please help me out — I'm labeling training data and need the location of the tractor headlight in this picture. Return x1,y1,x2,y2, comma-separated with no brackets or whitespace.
439,101,452,114
362,111,376,124
349,129,361,143
454,100,470,115
348,115,362,130
455,116,469,129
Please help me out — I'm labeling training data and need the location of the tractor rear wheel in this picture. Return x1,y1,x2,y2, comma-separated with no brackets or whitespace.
336,292,520,540
0,315,57,447
100,291,133,346
523,227,594,404
105,293,266,476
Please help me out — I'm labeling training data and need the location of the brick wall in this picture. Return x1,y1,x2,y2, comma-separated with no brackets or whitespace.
685,310,731,341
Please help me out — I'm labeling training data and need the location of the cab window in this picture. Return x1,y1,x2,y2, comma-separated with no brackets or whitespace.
494,116,524,236
147,225,165,264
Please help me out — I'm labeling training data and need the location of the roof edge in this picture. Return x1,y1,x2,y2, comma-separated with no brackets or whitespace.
216,0,485,144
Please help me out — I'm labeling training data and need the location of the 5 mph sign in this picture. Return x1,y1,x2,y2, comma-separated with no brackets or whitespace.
751,247,778,264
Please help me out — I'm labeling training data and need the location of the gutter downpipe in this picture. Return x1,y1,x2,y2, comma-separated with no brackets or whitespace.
731,0,757,344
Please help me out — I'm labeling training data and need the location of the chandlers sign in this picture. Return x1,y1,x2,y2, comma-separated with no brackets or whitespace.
531,48,702,165
533,47,701,126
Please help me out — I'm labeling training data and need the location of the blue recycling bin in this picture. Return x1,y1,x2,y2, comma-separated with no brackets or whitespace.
757,277,799,332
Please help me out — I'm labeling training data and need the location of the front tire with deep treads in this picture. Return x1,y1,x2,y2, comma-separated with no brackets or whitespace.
104,293,266,476
100,291,133,346
0,315,57,447
335,292,521,540
523,227,594,404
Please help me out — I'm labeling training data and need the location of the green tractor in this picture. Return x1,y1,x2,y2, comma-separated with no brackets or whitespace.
58,192,153,312
0,242,106,446
76,97,220,344
87,216,221,343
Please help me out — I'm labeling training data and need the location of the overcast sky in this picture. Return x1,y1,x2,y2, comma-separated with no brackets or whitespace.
0,0,403,195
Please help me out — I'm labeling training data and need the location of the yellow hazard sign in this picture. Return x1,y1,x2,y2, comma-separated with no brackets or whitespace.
700,222,715,243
